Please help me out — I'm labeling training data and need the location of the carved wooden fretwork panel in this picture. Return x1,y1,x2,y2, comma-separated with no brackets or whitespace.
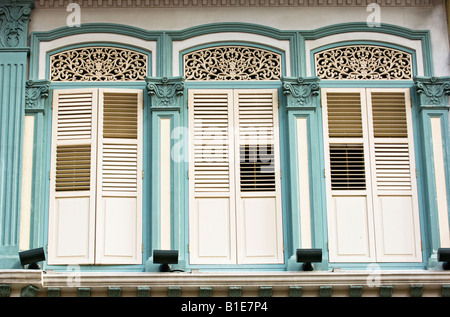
50,46,148,81
315,45,412,80
183,46,282,81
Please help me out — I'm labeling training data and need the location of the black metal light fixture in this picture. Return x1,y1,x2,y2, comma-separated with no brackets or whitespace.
296,248,322,271
153,250,179,272
438,248,450,270
19,247,46,269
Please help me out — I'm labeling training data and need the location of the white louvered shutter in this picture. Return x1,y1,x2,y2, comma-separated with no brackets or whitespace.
323,88,421,263
367,89,421,262
234,90,283,264
188,89,283,265
95,89,143,264
188,90,237,264
322,89,376,262
48,89,98,264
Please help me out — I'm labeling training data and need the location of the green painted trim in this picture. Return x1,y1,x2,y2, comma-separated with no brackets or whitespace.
0,51,28,269
301,22,434,77
29,23,163,79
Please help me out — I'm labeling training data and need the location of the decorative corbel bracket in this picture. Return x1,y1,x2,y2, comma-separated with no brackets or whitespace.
414,76,450,111
146,76,185,110
0,0,34,49
25,80,50,113
282,77,321,111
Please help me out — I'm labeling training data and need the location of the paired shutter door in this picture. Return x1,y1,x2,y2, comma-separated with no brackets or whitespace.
188,89,283,265
323,88,421,263
48,88,143,265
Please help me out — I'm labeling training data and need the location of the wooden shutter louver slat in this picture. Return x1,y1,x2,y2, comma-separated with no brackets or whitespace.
56,92,94,140
102,143,138,192
374,143,412,191
329,144,366,190
371,92,408,138
239,144,276,192
326,92,363,138
55,144,91,191
237,91,276,192
192,92,231,193
103,92,138,139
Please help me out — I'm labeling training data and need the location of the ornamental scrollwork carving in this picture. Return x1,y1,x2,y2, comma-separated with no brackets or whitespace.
0,0,33,48
184,46,282,81
50,46,148,81
414,76,450,108
146,77,185,109
25,80,50,112
315,45,412,80
282,77,321,110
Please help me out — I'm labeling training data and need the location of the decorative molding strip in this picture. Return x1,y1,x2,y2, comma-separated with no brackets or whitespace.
25,79,50,112
50,46,148,81
315,45,413,80
0,0,33,48
33,0,436,8
2,270,449,297
146,76,185,109
184,45,282,81
414,76,450,109
282,76,321,110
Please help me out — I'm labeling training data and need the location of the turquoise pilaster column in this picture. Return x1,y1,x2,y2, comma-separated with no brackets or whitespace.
144,76,186,272
414,76,450,269
282,77,328,271
0,0,34,268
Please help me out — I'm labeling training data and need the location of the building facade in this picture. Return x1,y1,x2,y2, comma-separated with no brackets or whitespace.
0,0,450,297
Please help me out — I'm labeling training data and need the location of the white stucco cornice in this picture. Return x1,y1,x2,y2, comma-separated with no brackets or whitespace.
1,269,450,296
34,0,438,8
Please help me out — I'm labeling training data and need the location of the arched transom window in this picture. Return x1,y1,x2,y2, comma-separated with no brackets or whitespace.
183,45,282,81
50,46,148,82
314,45,413,80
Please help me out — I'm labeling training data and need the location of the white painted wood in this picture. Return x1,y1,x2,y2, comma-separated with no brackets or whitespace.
95,89,143,264
297,117,312,249
322,88,375,263
330,195,375,262
20,116,35,251
367,89,421,262
189,89,283,265
431,117,450,247
48,89,97,265
160,118,172,250
323,88,422,263
234,89,283,264
189,90,236,265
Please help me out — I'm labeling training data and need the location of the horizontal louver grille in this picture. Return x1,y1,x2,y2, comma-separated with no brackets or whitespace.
56,92,93,141
103,92,138,139
326,92,363,138
330,144,366,190
240,145,275,192
375,143,411,190
102,143,138,192
238,92,274,144
371,92,408,138
55,145,91,191
192,93,231,192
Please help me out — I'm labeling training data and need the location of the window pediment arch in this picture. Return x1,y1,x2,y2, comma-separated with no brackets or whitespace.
314,43,414,80
49,45,150,82
182,44,284,81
